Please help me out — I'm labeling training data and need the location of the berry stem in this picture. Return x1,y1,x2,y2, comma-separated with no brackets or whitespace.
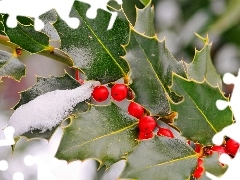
75,70,84,84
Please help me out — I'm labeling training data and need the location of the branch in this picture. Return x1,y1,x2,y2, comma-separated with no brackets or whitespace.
0,34,73,67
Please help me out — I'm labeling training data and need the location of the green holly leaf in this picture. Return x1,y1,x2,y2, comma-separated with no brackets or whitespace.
14,72,88,140
186,34,222,89
134,0,155,36
123,2,186,115
0,50,26,81
170,74,233,145
200,153,228,180
119,136,197,180
54,2,129,84
2,14,50,53
124,29,186,115
55,103,138,167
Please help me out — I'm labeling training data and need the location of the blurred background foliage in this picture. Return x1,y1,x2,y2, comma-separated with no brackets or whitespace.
0,0,240,179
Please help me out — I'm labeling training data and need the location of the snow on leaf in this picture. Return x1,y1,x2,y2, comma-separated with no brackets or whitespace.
10,73,91,140
14,72,81,109
8,81,94,137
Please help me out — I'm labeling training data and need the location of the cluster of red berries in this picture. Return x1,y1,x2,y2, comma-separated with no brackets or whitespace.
92,84,128,102
193,158,204,179
211,138,239,157
190,137,240,179
92,84,175,140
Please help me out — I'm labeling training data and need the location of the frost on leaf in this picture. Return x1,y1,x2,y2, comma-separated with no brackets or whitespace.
54,2,130,84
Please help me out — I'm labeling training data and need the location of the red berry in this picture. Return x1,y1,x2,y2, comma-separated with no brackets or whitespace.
195,143,202,153
111,84,128,101
157,127,174,138
193,166,204,179
211,145,227,154
138,116,156,133
138,131,153,140
92,86,109,102
128,102,144,119
197,158,203,166
226,138,240,156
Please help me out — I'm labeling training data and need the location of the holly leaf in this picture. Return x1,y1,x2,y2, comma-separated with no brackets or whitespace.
134,1,155,36
14,72,88,140
200,153,227,180
119,136,197,180
123,2,186,115
54,2,129,84
124,29,186,115
0,50,26,81
55,103,138,167
186,34,222,89
1,14,51,53
170,74,233,145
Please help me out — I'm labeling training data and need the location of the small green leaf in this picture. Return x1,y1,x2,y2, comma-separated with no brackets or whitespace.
13,72,88,140
170,74,233,145
124,29,186,115
119,136,197,180
0,50,26,81
186,34,222,89
2,14,50,53
55,103,138,167
54,2,129,84
134,0,155,36
200,153,228,180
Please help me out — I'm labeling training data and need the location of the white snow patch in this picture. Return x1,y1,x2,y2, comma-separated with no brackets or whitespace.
8,81,95,136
